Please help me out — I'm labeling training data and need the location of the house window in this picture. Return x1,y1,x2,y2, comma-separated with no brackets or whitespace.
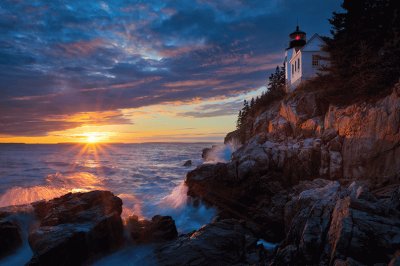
297,58,300,72
312,55,320,67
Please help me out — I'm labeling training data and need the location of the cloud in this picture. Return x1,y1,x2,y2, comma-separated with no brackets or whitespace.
178,100,242,118
0,0,341,136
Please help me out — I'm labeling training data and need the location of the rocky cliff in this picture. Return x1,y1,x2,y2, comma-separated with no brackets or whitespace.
187,83,400,265
225,83,400,184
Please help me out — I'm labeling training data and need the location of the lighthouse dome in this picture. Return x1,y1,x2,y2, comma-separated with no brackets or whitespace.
288,25,306,49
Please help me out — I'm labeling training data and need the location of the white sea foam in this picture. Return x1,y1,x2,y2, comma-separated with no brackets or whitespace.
0,172,103,207
204,140,240,163
0,208,35,266
161,181,188,209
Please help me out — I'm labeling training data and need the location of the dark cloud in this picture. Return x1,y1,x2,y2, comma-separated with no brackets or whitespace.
0,0,341,136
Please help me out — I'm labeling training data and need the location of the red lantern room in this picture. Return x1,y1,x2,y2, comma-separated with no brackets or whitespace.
288,25,306,50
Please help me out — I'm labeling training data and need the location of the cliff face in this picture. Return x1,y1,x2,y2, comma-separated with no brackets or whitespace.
226,83,400,184
324,87,400,181
187,84,400,265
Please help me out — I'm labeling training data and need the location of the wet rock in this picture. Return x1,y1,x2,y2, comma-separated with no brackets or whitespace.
186,162,286,241
224,129,240,144
188,85,400,265
201,148,212,159
27,190,124,266
156,219,265,266
186,163,229,183
127,215,177,243
183,160,192,167
0,218,22,258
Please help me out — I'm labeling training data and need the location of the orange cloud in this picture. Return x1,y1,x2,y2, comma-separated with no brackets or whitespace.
44,110,130,125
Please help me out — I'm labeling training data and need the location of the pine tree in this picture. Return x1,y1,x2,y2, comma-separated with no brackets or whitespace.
235,64,286,143
236,110,242,129
325,0,400,95
268,65,285,97
243,100,250,114
250,98,255,108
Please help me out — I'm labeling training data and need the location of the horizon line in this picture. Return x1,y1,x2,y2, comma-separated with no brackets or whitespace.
0,141,222,145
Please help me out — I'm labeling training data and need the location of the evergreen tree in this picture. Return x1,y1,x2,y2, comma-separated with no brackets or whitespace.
250,98,255,108
236,110,242,129
243,100,250,114
267,65,286,97
235,64,286,143
325,0,400,95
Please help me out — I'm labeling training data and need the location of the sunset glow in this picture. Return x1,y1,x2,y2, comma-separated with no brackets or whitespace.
0,1,339,144
84,132,107,143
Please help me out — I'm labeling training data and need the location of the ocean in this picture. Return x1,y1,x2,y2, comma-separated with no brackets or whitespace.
0,143,233,265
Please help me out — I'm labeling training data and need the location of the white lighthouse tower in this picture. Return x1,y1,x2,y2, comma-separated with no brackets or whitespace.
284,25,329,92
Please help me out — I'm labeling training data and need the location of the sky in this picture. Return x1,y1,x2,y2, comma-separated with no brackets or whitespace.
0,0,341,143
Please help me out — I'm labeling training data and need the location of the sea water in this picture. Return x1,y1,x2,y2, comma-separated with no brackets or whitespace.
0,143,232,265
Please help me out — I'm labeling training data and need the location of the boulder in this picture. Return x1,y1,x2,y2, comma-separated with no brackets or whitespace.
224,129,240,144
27,190,123,266
201,148,212,159
0,218,22,258
186,162,287,241
183,160,192,167
0,205,32,259
156,219,265,266
186,163,229,183
126,215,178,243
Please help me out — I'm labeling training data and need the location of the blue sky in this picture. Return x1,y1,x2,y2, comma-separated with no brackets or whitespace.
0,0,341,142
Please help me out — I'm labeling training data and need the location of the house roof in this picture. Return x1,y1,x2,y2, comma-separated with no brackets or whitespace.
301,33,326,52
287,34,326,64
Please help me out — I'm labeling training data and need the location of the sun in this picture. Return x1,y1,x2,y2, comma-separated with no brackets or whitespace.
84,132,105,144
87,134,98,143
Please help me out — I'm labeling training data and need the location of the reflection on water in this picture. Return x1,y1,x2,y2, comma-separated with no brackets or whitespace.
0,143,228,265
0,143,217,231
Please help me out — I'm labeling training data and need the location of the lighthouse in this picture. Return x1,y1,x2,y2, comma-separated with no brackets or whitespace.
289,25,306,50
283,25,329,92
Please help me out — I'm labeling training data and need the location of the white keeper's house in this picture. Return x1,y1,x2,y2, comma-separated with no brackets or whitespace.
284,25,329,92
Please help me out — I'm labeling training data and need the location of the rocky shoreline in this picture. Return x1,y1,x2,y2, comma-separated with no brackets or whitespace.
183,84,400,265
0,190,268,265
1,85,400,265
